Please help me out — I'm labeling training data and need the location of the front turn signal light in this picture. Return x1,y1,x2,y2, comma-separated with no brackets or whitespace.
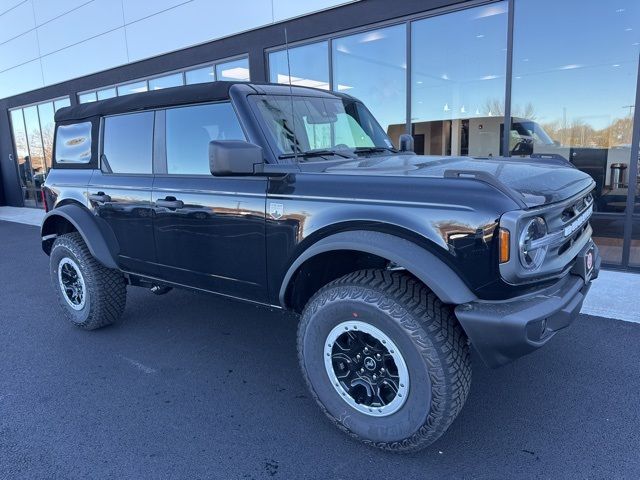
499,228,510,263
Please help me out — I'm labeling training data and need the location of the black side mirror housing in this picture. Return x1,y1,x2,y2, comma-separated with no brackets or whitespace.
209,140,263,176
399,134,414,153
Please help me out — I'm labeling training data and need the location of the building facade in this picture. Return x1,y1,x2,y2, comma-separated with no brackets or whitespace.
0,0,639,270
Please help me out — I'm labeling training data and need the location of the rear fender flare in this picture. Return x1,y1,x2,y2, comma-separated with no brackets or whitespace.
41,204,119,269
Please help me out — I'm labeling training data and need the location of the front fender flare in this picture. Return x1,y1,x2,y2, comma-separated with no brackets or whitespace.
41,204,120,269
279,230,477,307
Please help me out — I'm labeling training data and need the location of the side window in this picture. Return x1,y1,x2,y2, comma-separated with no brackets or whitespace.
55,122,92,164
102,112,154,174
166,102,245,175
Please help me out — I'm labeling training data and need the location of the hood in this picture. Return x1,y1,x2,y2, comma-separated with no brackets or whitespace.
318,154,595,208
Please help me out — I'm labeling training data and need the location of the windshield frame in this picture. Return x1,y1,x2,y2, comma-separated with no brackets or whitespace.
247,93,394,162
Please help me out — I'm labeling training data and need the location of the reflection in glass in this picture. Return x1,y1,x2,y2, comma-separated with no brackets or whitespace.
332,25,406,146
97,88,116,100
511,0,640,264
269,42,329,89
54,98,70,111
216,58,250,81
79,92,97,104
117,80,148,96
149,73,184,90
22,106,46,207
37,102,55,171
631,220,640,266
103,112,154,174
10,109,35,207
410,3,508,156
185,66,214,84
166,103,245,175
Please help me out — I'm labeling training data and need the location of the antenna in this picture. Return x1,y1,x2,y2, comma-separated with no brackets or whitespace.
284,27,299,162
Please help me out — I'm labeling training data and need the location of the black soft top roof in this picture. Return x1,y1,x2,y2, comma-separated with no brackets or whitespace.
55,81,351,123
55,81,237,122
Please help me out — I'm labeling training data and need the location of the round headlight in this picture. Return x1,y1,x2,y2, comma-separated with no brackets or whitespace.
519,217,548,270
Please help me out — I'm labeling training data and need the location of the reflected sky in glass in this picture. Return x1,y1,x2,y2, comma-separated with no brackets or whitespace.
332,24,407,139
512,0,640,131
185,66,215,84
149,73,184,90
97,88,116,100
411,3,508,122
79,92,97,104
117,80,148,96
216,58,250,81
269,42,329,89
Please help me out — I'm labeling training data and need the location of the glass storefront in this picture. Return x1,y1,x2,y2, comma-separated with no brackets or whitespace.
410,2,508,156
332,25,407,146
269,41,330,89
510,0,640,265
9,97,70,208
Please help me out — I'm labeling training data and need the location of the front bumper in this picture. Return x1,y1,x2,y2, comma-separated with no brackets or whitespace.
455,242,601,368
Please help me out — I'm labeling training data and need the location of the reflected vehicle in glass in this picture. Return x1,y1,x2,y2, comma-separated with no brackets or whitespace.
40,82,600,452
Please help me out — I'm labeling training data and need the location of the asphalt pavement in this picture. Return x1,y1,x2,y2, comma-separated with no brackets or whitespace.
1,220,639,479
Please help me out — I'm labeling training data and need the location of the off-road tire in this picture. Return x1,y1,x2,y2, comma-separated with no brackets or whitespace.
50,232,126,330
297,269,471,452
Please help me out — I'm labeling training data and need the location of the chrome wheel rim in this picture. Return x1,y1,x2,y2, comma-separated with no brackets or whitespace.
58,257,86,311
324,320,409,417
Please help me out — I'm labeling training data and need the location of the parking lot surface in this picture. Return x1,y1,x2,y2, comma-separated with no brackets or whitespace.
1,220,639,479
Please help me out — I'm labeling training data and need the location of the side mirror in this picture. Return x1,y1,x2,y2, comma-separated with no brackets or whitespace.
209,140,263,176
399,134,414,153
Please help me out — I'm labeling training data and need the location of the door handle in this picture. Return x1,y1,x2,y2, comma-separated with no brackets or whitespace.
89,192,111,203
155,197,184,209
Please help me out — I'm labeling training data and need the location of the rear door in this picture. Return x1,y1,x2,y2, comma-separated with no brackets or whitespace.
88,111,157,275
151,102,269,303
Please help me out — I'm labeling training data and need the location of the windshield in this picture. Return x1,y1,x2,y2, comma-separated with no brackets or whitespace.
513,121,555,145
252,94,394,158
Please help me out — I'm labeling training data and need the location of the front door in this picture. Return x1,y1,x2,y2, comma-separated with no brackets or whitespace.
88,111,157,275
151,102,268,303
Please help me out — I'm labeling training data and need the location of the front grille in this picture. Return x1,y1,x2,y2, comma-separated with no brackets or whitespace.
499,187,595,284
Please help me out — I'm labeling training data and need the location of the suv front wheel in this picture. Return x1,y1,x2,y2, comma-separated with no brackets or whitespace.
50,232,126,330
297,269,471,452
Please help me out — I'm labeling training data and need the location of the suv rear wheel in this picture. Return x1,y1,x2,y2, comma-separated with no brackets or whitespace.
297,269,471,452
50,232,126,330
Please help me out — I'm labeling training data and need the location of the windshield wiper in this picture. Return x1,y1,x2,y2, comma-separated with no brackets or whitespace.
279,149,355,160
352,146,398,155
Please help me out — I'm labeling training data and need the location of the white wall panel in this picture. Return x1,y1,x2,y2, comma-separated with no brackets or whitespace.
0,29,39,71
0,0,35,43
0,59,44,98
37,0,124,56
0,0,27,15
40,28,128,85
124,0,272,62
272,0,352,22
1,0,359,99
32,0,92,26
121,0,188,24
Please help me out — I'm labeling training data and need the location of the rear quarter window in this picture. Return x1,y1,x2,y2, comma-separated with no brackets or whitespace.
55,122,92,164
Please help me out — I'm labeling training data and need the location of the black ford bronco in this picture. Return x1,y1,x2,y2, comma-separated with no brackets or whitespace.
42,82,600,452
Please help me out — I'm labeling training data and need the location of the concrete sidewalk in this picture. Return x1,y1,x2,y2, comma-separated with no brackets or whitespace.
0,206,44,226
0,206,637,323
